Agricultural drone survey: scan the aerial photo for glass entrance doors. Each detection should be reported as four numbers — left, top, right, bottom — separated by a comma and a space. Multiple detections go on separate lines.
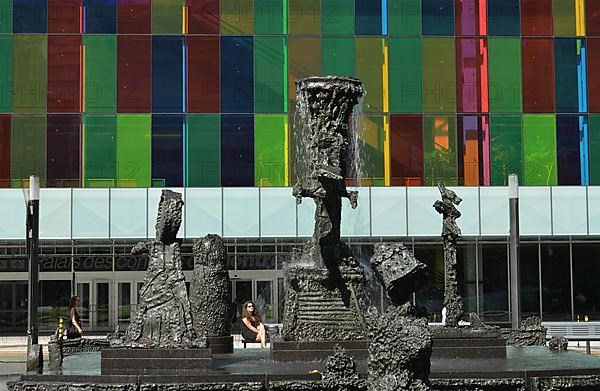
75, 280, 113, 332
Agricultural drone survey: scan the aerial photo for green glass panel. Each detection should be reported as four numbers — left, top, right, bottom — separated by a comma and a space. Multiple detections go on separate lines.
422, 38, 455, 113
490, 115, 522, 186
357, 115, 386, 186
322, 0, 354, 34
0, 36, 12, 113
488, 38, 522, 113
255, 114, 287, 186
423, 115, 457, 186
254, 0, 285, 34
153, 0, 184, 34
388, 0, 421, 35
523, 114, 557, 186
553, 0, 577, 36
11, 115, 46, 187
187, 114, 220, 187
117, 115, 151, 188
389, 37, 422, 113
83, 115, 116, 188
13, 36, 47, 113
0, 0, 12, 33
589, 115, 600, 185
83, 35, 116, 113
322, 37, 355, 78
255, 37, 286, 113
288, 0, 321, 35
221, 0, 254, 34
356, 37, 384, 113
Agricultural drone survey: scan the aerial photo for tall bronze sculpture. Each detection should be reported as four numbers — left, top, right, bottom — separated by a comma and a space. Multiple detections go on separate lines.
434, 182, 464, 327
282, 76, 366, 343
110, 190, 203, 349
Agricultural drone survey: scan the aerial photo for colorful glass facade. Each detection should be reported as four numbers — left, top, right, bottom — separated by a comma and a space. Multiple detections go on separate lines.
0, 0, 599, 188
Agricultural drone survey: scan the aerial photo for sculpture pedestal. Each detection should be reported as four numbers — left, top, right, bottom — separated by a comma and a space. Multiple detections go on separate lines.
431, 327, 507, 359
282, 266, 366, 343
207, 336, 233, 354
271, 340, 368, 362
101, 348, 212, 375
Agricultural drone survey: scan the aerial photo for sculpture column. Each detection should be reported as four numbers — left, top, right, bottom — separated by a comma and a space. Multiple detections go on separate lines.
434, 182, 464, 327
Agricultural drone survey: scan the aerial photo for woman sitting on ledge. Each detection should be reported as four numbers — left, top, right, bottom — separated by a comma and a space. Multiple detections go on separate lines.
241, 301, 268, 348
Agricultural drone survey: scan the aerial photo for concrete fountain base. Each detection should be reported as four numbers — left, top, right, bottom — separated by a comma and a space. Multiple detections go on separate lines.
8, 347, 600, 391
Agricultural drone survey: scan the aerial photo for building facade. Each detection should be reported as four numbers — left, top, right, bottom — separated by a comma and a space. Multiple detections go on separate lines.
1, 0, 600, 332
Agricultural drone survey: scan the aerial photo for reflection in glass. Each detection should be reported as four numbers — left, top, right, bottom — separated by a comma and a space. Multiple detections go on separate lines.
573, 243, 600, 320
414, 245, 444, 322
519, 243, 540, 319
541, 243, 572, 321
480, 244, 508, 322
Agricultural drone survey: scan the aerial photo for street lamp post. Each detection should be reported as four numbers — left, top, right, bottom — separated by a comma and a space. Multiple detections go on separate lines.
508, 174, 520, 329
26, 175, 42, 372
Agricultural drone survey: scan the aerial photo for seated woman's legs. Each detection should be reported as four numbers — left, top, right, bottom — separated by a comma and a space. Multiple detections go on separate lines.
256, 324, 268, 348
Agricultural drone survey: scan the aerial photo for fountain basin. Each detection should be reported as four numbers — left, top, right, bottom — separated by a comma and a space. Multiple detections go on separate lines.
8, 347, 600, 391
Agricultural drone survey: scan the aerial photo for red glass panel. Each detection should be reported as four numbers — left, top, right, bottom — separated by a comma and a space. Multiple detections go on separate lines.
456, 38, 488, 113
117, 35, 151, 113
49, 0, 82, 33
118, 0, 151, 34
522, 38, 555, 113
48, 35, 82, 113
521, 0, 553, 36
47, 114, 81, 187
188, 0, 219, 34
455, 0, 487, 36
187, 36, 220, 113
589, 39, 600, 113
0, 115, 10, 188
390, 114, 423, 186
587, 0, 600, 36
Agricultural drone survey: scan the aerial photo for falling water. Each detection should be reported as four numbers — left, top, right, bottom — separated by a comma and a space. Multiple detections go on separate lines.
353, 245, 387, 311
292, 91, 311, 184
348, 93, 368, 185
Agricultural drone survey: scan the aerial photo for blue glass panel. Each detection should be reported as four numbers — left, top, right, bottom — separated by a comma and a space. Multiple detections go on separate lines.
152, 35, 184, 113
40, 188, 71, 239
13, 0, 47, 33
297, 198, 316, 237
221, 114, 254, 186
422, 0, 453, 36
341, 187, 371, 237
110, 188, 147, 239
223, 188, 259, 238
580, 115, 590, 185
84, 0, 117, 34
221, 36, 254, 114
0, 189, 26, 239
406, 187, 441, 236
448, 186, 480, 236
72, 188, 110, 239
519, 187, 552, 236
370, 187, 407, 237
479, 186, 509, 236
260, 188, 296, 237
355, 0, 382, 35
555, 38, 583, 113
185, 188, 223, 238
588, 187, 600, 235
151, 114, 184, 187
556, 115, 581, 185
552, 187, 587, 236
487, 0, 520, 36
